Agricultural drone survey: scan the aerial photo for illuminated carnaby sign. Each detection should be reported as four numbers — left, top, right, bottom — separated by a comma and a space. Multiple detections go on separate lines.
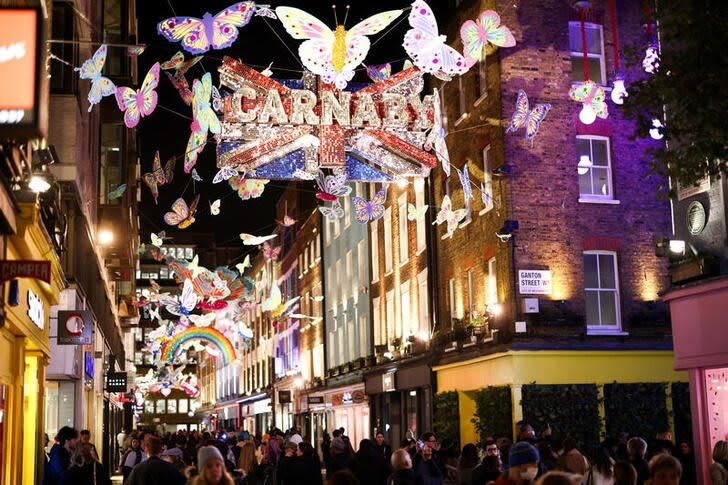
217, 56, 437, 182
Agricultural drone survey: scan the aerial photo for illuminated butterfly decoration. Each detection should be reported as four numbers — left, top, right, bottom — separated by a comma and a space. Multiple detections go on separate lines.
275, 6, 402, 89
164, 195, 200, 229
165, 71, 194, 106
157, 1, 258, 54
212, 166, 238, 184
142, 151, 175, 204
364, 63, 391, 82
161, 279, 198, 316
190, 168, 203, 182
185, 121, 208, 173
188, 313, 216, 327
146, 245, 165, 262
210, 199, 221, 215
505, 90, 551, 147
211, 86, 223, 112
229, 176, 268, 200
480, 182, 492, 207
151, 231, 166, 247
199, 300, 228, 311
318, 200, 344, 221
235, 255, 251, 274
75, 44, 117, 112
277, 214, 297, 227
425, 88, 450, 176
115, 62, 160, 128
107, 184, 127, 200
433, 194, 469, 235
240, 233, 277, 246
254, 4, 277, 19
568, 80, 608, 121
315, 172, 351, 202
187, 254, 204, 279
261, 284, 300, 320
456, 163, 474, 203
403, 0, 470, 78
351, 185, 388, 224
192, 73, 222, 136
262, 242, 281, 261
126, 45, 146, 57
460, 10, 515, 65
160, 51, 203, 74
149, 306, 162, 322
407, 203, 428, 221
261, 62, 274, 77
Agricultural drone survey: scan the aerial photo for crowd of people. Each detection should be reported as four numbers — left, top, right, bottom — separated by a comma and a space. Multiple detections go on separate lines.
40, 421, 728, 485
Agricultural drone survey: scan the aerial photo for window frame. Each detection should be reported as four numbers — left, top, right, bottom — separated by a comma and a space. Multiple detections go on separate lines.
480, 145, 494, 214
583, 250, 623, 334
474, 49, 488, 105
398, 193, 409, 265
455, 74, 467, 125
448, 278, 456, 328
370, 221, 380, 282
487, 257, 498, 306
576, 135, 615, 202
568, 22, 607, 85
384, 207, 393, 274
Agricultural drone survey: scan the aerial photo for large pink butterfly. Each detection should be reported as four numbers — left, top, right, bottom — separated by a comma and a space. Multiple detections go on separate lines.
115, 62, 160, 128
157, 2, 257, 54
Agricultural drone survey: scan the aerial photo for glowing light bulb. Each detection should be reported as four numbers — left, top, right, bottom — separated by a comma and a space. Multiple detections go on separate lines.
611, 79, 628, 105
29, 175, 51, 193
98, 229, 114, 245
577, 155, 592, 175
649, 119, 664, 140
643, 47, 660, 73
579, 104, 596, 125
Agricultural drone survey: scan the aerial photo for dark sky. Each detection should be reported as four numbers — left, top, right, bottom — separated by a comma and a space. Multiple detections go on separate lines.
135, 0, 445, 245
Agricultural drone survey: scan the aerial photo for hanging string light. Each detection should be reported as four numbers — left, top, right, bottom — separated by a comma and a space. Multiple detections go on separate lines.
609, 0, 628, 104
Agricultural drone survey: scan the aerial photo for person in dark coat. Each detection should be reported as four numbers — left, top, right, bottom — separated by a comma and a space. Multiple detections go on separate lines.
297, 442, 323, 485
277, 441, 302, 485
676, 441, 696, 485
121, 437, 146, 484
322, 432, 332, 477
126, 435, 186, 485
64, 443, 112, 485
413, 443, 444, 485
627, 438, 650, 485
374, 432, 393, 465
45, 426, 79, 485
349, 439, 390, 485
388, 449, 416, 485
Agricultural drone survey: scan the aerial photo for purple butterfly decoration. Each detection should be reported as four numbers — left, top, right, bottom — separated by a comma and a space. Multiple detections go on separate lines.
157, 1, 257, 55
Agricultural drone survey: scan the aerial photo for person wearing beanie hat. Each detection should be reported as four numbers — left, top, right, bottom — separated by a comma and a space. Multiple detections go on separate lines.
493, 441, 540, 485
192, 445, 235, 485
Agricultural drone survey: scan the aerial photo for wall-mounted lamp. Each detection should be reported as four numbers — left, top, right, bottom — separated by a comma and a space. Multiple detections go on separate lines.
28, 174, 51, 193
496, 220, 519, 242
492, 164, 515, 177
98, 229, 114, 245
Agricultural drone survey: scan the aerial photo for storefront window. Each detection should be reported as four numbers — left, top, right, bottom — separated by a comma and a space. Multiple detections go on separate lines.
100, 124, 124, 205
144, 401, 154, 414
706, 367, 728, 448
45, 381, 75, 443
168, 399, 177, 414
179, 399, 188, 413
155, 400, 166, 414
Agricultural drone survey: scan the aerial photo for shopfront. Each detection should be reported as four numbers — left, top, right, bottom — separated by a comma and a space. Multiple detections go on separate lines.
239, 393, 272, 435
214, 401, 240, 432
0, 201, 64, 483
322, 383, 369, 450
365, 360, 432, 447
664, 277, 728, 484
297, 392, 328, 450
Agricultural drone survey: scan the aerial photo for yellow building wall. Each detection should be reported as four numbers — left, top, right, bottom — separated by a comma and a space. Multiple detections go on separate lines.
435, 350, 688, 446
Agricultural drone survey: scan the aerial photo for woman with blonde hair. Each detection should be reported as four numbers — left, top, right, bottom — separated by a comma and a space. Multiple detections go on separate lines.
710, 440, 728, 485
192, 445, 236, 485
237, 441, 260, 482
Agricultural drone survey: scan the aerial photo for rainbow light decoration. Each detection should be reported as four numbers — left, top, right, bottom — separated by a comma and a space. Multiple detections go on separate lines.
161, 326, 236, 364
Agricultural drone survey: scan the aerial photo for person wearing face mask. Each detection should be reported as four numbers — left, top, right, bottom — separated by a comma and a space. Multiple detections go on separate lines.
494, 441, 540, 485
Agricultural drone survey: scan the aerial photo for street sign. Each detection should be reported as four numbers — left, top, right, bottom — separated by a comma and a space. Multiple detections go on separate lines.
57, 311, 93, 345
518, 270, 552, 295
105, 372, 127, 392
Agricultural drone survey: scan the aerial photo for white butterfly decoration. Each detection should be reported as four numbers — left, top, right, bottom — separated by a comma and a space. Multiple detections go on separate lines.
319, 200, 344, 221
261, 62, 274, 77
310, 295, 325, 302
254, 4, 277, 19
210, 199, 221, 215
276, 6, 402, 89
433, 194, 469, 235
239, 233, 277, 246
191, 168, 203, 182
187, 255, 204, 279
457, 163, 474, 203
407, 203, 428, 221
151, 231, 165, 247
162, 279, 198, 316
188, 312, 216, 327
149, 306, 162, 322
425, 89, 450, 176
213, 166, 238, 184
403, 0, 471, 78
235, 255, 251, 274
480, 182, 492, 207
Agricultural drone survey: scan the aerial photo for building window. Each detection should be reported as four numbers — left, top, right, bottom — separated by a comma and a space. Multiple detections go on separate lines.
480, 145, 493, 213
448, 278, 456, 327
50, 2, 77, 93
568, 22, 606, 84
398, 193, 409, 264
167, 399, 177, 414
400, 282, 410, 337
467, 268, 475, 319
456, 75, 467, 123
333, 212, 340, 238
373, 297, 383, 346
577, 135, 613, 200
346, 250, 353, 303
156, 400, 166, 414
384, 208, 393, 273
475, 50, 487, 102
417, 269, 429, 338
100, 124, 124, 205
370, 222, 379, 281
487, 257, 497, 306
415, 181, 426, 252
336, 259, 343, 305
357, 240, 366, 290
344, 193, 351, 228
385, 290, 395, 345
583, 251, 621, 331
327, 267, 335, 312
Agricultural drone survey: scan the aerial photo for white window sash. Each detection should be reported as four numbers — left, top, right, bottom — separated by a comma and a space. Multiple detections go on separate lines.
577, 135, 613, 200
583, 250, 622, 331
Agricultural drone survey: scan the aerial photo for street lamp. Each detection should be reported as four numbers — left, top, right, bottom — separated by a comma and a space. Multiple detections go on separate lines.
28, 175, 51, 193
98, 229, 114, 245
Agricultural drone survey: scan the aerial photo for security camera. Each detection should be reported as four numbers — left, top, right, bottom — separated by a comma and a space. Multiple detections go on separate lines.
496, 232, 512, 243
496, 220, 519, 242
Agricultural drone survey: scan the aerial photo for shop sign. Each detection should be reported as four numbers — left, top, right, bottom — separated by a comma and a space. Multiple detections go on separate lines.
0, 8, 42, 136
332, 390, 367, 406
27, 289, 44, 329
307, 395, 324, 405
278, 390, 292, 404
105, 372, 127, 392
57, 311, 93, 345
84, 351, 94, 378
383, 371, 396, 392
0, 260, 50, 284
676, 176, 710, 201
518, 270, 552, 295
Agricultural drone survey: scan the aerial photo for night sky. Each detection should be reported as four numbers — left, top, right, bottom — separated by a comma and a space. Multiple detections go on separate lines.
135, 0, 442, 245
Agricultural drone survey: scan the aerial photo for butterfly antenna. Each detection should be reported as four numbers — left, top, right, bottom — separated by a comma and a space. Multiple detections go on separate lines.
343, 5, 350, 27
332, 4, 338, 25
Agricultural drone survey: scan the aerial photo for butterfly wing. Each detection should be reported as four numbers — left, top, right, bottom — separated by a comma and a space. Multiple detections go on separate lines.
324, 173, 352, 198
138, 62, 160, 117
210, 1, 257, 50
191, 169, 203, 182
568, 81, 590, 103
365, 63, 392, 82
179, 194, 200, 229
275, 7, 334, 40
108, 184, 127, 200
77, 44, 106, 79
460, 20, 485, 60
299, 39, 335, 77
212, 166, 237, 184
407, 0, 439, 39
524, 103, 551, 141
434, 194, 453, 225
163, 157, 176, 184
161, 51, 185, 70
351, 196, 372, 224
192, 73, 221, 134
210, 199, 221, 215
348, 10, 402, 37
477, 10, 516, 48
164, 198, 189, 226
184, 127, 208, 173
157, 16, 210, 54
458, 164, 473, 202
115, 86, 141, 128
180, 279, 198, 313
87, 77, 116, 111
166, 71, 194, 105
446, 208, 469, 234
506, 90, 530, 133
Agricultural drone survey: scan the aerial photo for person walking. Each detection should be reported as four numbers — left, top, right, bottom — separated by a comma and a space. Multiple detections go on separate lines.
349, 439, 390, 485
276, 441, 301, 485
79, 429, 99, 461
556, 438, 589, 476
375, 432, 393, 465
237, 441, 261, 484
457, 444, 480, 485
192, 445, 237, 485
121, 437, 146, 484
709, 440, 728, 485
626, 438, 649, 485
45, 426, 79, 485
65, 442, 112, 485
388, 449, 416, 485
126, 435, 186, 485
